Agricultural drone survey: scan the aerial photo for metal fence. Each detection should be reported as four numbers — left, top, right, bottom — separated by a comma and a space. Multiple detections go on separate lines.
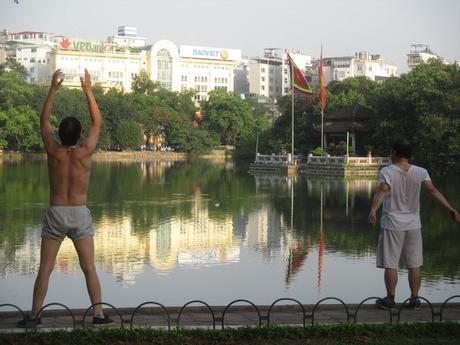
1, 295, 459, 332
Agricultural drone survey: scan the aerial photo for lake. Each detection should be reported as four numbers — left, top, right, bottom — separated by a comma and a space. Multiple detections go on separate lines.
0, 159, 459, 309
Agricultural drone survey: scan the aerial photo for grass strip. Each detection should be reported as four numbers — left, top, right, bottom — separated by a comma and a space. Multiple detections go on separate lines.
2, 322, 460, 345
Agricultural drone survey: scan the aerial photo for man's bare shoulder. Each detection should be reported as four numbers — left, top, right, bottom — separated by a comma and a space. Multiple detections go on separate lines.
47, 144, 92, 162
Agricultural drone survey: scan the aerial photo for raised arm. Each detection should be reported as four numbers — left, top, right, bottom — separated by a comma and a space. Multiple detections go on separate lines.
41, 70, 63, 153
422, 180, 460, 223
368, 182, 391, 226
80, 69, 101, 154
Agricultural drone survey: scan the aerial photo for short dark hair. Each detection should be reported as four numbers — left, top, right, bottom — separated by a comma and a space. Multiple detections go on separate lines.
58, 117, 82, 146
392, 139, 411, 159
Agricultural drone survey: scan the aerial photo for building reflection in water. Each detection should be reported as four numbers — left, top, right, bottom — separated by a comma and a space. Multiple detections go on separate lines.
1, 162, 379, 292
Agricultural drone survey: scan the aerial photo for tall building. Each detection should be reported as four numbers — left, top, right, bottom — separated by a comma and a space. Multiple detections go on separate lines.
407, 44, 447, 71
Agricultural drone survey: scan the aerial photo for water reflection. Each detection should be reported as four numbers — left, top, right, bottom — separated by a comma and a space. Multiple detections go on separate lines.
0, 160, 459, 307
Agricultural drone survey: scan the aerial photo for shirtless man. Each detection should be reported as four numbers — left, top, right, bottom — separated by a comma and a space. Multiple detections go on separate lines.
18, 69, 112, 327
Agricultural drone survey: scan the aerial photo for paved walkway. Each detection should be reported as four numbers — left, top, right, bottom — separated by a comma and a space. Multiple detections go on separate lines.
1, 303, 459, 333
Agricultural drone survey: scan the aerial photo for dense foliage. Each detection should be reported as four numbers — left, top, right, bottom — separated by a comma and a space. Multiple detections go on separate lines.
0, 66, 251, 154
1, 58, 459, 171
257, 60, 460, 173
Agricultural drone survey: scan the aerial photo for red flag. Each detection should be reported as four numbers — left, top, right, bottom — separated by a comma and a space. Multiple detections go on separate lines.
288, 54, 313, 97
319, 47, 326, 110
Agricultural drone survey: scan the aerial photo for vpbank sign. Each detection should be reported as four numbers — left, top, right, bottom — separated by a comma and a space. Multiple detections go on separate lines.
58, 37, 110, 53
180, 45, 241, 61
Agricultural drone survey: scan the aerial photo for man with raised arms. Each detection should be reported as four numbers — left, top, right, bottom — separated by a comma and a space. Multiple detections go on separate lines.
18, 69, 113, 327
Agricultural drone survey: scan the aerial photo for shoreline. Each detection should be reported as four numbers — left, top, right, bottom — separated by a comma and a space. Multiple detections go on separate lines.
0, 150, 228, 162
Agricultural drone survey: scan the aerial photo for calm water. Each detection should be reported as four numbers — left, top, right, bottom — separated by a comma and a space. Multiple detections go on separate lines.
0, 159, 459, 309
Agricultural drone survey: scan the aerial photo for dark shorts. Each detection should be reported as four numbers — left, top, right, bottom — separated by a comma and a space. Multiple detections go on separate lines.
42, 206, 95, 242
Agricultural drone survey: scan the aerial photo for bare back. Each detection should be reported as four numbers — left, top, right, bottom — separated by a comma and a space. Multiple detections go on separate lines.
41, 69, 100, 206
47, 145, 93, 206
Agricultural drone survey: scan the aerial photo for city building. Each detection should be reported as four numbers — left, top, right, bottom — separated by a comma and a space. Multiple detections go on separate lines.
0, 29, 56, 83
249, 48, 312, 98
177, 44, 242, 101
51, 36, 148, 89
407, 44, 448, 71
2, 27, 243, 98
319, 52, 398, 84
107, 25, 147, 48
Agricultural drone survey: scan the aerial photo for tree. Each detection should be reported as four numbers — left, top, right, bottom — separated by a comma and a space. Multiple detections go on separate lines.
0, 57, 28, 81
114, 119, 143, 150
2, 105, 42, 150
373, 60, 460, 171
131, 70, 160, 95
0, 70, 34, 110
201, 89, 256, 146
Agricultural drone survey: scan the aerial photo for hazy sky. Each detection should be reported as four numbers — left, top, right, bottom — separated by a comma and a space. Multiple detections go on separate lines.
1, 0, 459, 72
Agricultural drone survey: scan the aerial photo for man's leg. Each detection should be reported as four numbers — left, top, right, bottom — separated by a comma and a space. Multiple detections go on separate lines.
408, 267, 421, 297
384, 268, 398, 298
72, 236, 103, 316
402, 229, 423, 299
32, 238, 62, 314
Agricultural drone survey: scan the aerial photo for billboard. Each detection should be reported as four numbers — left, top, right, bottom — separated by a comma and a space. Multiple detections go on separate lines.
180, 45, 241, 61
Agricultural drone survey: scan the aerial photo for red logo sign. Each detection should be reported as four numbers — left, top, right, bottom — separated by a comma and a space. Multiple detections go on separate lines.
60, 37, 71, 49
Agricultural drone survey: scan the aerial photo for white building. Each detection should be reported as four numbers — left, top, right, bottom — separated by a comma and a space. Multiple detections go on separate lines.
407, 44, 447, 71
51, 36, 148, 90
0, 30, 56, 83
249, 48, 312, 98
15, 44, 52, 83
322, 52, 397, 84
2, 27, 243, 98
107, 25, 147, 48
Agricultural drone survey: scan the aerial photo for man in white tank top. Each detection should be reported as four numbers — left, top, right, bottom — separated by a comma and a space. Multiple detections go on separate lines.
369, 139, 460, 310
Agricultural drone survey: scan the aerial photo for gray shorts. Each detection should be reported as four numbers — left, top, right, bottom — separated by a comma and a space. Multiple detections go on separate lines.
376, 228, 423, 269
42, 206, 95, 242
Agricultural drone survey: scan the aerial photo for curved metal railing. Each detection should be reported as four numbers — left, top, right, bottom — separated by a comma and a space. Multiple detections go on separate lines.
1, 295, 459, 332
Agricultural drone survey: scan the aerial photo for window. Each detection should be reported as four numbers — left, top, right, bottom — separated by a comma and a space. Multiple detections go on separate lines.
31, 48, 37, 52
261, 77, 265, 81
261, 85, 265, 91
261, 68, 265, 73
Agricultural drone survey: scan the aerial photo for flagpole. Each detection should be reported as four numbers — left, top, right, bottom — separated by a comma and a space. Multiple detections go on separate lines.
320, 45, 324, 156
291, 55, 295, 160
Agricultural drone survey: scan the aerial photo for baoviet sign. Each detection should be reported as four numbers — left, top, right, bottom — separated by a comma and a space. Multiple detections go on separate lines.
179, 45, 241, 61
58, 37, 109, 53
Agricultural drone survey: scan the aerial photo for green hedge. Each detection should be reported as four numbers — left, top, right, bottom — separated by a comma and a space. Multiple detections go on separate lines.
3, 322, 460, 345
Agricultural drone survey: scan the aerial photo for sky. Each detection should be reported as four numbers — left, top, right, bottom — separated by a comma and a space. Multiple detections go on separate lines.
1, 0, 460, 73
